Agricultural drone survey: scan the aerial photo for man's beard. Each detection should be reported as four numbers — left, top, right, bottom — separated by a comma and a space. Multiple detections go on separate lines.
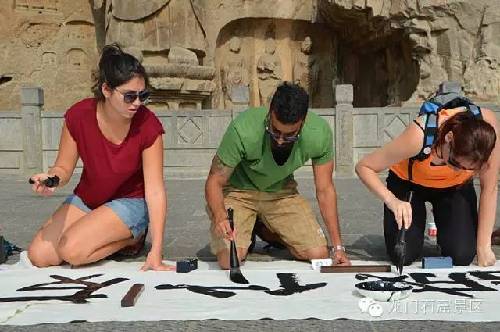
271, 140, 294, 166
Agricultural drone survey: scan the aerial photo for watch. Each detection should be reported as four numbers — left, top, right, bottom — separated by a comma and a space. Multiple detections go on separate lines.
329, 245, 345, 255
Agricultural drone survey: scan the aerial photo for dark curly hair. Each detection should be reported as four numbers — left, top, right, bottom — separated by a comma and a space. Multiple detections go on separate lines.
270, 82, 309, 124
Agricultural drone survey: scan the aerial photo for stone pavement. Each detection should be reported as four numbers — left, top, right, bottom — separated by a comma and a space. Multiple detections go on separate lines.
1, 174, 500, 331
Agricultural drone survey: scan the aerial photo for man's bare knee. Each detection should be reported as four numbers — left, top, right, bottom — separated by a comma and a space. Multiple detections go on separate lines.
216, 250, 230, 270
293, 246, 328, 260
216, 248, 248, 270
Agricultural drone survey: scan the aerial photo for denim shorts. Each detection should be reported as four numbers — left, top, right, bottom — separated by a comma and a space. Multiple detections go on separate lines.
63, 195, 149, 239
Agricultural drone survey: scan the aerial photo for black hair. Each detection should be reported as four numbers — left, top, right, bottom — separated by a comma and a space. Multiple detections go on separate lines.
269, 82, 309, 124
92, 43, 149, 101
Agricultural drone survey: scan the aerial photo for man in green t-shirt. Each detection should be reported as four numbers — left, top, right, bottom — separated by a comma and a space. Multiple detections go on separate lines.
205, 82, 351, 269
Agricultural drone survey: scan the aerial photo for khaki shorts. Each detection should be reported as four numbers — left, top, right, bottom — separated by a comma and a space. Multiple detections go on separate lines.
209, 187, 327, 254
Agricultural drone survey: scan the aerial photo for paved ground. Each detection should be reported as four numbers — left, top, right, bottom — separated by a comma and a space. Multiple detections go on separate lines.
1, 174, 500, 331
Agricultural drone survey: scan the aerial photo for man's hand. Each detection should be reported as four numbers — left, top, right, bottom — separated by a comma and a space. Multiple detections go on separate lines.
140, 251, 175, 272
331, 249, 351, 266
213, 217, 235, 241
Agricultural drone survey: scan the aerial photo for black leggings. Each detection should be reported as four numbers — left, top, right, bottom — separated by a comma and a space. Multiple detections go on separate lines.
384, 171, 478, 266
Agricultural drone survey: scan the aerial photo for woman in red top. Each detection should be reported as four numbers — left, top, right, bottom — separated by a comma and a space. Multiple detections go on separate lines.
356, 99, 499, 267
27, 44, 173, 271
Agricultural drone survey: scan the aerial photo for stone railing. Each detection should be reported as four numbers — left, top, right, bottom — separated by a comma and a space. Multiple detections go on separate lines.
2, 86, 499, 178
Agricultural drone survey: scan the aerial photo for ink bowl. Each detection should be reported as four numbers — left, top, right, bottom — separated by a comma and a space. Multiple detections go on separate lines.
355, 280, 413, 302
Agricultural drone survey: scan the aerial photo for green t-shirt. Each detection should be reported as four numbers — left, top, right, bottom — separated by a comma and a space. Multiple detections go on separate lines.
216, 107, 334, 192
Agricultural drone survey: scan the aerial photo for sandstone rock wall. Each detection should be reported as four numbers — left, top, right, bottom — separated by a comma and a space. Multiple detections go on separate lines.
319, 0, 500, 106
0, 0, 498, 112
0, 0, 98, 112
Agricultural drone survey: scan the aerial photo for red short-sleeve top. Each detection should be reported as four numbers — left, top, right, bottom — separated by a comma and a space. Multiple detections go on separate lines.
64, 98, 164, 209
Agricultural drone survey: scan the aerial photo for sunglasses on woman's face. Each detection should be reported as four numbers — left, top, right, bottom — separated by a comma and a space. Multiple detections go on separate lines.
114, 88, 150, 104
447, 144, 477, 171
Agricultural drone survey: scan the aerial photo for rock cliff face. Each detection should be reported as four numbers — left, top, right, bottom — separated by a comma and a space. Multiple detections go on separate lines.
0, 0, 498, 111
0, 1, 98, 111
319, 0, 500, 106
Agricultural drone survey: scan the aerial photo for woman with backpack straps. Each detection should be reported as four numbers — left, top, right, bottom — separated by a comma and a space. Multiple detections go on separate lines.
355, 101, 499, 267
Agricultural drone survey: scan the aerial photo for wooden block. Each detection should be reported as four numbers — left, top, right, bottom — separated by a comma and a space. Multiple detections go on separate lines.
121, 283, 145, 307
320, 265, 392, 273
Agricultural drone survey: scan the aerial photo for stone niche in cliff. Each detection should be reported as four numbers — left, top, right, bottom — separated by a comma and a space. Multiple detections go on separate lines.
318, 1, 419, 107
318, 0, 500, 106
215, 18, 337, 109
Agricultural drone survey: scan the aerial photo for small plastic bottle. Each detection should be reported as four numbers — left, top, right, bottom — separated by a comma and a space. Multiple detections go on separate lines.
427, 221, 437, 237
425, 202, 437, 237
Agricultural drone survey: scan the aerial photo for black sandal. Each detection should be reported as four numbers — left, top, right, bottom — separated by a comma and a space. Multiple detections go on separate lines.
114, 227, 148, 258
493, 229, 500, 246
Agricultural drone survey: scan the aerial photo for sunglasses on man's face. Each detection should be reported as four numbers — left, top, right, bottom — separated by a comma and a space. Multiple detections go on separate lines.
265, 115, 303, 143
114, 88, 150, 104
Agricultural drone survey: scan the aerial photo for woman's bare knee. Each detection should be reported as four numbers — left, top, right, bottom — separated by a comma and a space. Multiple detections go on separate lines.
56, 235, 87, 266
27, 240, 62, 267
27, 205, 87, 268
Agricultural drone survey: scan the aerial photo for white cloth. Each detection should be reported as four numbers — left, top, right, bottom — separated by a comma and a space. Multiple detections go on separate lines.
1, 252, 500, 325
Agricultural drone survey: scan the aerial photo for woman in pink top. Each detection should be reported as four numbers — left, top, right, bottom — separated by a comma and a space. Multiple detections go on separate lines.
27, 44, 173, 271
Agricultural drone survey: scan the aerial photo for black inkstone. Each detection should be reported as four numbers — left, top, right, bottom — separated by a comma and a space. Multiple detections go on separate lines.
176, 261, 191, 273
176, 258, 198, 273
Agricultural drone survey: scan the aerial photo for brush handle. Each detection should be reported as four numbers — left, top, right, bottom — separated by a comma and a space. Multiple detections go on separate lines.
227, 208, 239, 268
230, 240, 240, 268
228, 208, 234, 231
395, 190, 413, 275
401, 190, 414, 232
406, 190, 413, 204
399, 227, 406, 242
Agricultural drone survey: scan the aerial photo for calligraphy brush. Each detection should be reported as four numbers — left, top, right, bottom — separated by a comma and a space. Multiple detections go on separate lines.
227, 208, 249, 284
394, 190, 413, 276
